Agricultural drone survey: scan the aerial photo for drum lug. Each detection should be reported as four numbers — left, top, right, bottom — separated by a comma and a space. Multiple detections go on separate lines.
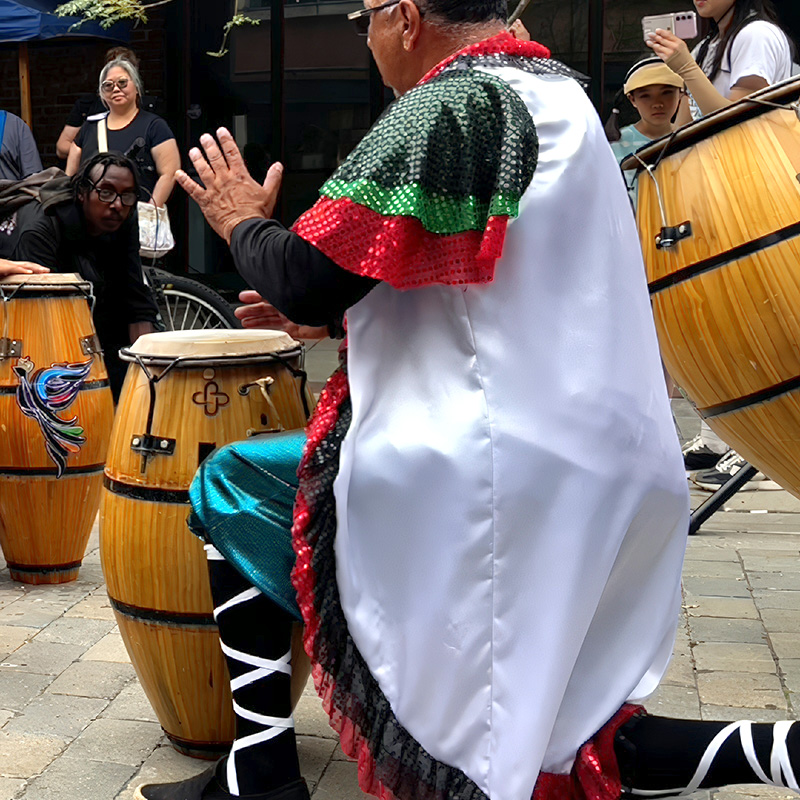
80, 334, 103, 356
0, 338, 22, 360
131, 434, 176, 457
656, 221, 693, 250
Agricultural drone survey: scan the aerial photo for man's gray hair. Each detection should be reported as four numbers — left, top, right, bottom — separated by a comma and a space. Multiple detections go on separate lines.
98, 58, 144, 107
416, 0, 507, 25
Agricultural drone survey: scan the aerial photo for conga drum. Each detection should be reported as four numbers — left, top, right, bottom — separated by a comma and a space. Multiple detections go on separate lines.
100, 330, 314, 758
0, 273, 114, 583
624, 77, 800, 497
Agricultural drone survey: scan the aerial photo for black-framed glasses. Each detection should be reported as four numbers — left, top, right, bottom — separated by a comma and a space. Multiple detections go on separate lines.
90, 182, 138, 207
100, 78, 130, 94
347, 0, 402, 35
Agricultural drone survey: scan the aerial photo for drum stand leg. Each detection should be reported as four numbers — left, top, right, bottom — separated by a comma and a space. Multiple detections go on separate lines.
688, 462, 759, 535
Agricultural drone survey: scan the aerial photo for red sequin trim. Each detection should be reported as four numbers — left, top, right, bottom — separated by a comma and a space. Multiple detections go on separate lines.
292, 197, 508, 289
533, 705, 644, 800
420, 31, 551, 85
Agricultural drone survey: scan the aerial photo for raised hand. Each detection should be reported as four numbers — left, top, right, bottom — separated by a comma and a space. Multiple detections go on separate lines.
0, 260, 49, 277
236, 290, 328, 340
175, 127, 284, 244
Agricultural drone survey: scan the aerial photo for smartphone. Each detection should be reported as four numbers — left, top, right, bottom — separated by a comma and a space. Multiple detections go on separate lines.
642, 11, 698, 42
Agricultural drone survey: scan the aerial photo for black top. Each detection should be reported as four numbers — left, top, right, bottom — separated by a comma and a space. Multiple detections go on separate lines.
65, 94, 160, 128
8, 199, 158, 395
230, 219, 378, 332
75, 109, 174, 197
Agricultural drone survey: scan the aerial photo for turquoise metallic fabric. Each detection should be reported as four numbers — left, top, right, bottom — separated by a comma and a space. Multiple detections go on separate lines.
188, 431, 306, 621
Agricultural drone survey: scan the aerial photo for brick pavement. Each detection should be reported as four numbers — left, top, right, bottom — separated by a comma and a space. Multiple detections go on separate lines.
0, 396, 796, 799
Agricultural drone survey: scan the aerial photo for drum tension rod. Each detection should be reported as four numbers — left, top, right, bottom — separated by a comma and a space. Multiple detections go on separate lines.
239, 377, 285, 432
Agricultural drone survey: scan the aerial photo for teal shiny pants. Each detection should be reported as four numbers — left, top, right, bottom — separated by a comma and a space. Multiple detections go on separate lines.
188, 431, 306, 621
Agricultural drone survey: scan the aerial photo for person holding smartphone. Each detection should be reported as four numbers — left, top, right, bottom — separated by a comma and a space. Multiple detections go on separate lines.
647, 0, 794, 123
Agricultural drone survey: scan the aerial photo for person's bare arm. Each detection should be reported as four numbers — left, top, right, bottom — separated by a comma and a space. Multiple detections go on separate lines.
728, 75, 770, 102
65, 142, 82, 176
235, 290, 328, 340
150, 139, 181, 207
128, 321, 154, 343
56, 125, 81, 161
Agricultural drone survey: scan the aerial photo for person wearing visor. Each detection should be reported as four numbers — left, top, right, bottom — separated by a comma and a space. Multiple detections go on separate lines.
611, 58, 685, 205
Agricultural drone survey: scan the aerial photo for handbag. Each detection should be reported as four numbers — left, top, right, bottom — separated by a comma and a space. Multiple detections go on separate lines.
97, 117, 175, 259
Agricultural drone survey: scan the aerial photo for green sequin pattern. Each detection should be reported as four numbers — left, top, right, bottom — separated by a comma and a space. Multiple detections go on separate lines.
321, 68, 538, 234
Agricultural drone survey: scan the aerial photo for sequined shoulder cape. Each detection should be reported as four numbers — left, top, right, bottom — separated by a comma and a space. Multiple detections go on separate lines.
291, 32, 689, 800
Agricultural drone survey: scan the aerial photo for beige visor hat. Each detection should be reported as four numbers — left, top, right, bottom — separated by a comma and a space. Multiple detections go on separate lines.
624, 57, 685, 94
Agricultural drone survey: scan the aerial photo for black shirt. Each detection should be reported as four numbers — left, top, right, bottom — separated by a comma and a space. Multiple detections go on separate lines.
75, 110, 174, 197
65, 94, 160, 128
230, 219, 378, 331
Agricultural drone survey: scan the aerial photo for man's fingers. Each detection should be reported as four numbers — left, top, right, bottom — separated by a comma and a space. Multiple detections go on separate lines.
199, 133, 229, 172
263, 162, 284, 196
217, 128, 248, 174
238, 289, 265, 304
175, 169, 206, 203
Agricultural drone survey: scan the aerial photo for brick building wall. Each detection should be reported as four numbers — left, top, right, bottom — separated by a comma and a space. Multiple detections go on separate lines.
0, 7, 168, 166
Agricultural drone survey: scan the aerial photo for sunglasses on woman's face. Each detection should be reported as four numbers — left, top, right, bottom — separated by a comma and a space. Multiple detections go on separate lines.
101, 78, 130, 94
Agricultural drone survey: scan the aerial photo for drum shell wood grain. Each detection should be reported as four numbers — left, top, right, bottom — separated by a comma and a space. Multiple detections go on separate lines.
0, 284, 113, 583
101, 348, 314, 757
637, 104, 800, 496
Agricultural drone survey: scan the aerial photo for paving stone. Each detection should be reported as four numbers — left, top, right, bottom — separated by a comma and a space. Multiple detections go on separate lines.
780, 658, 800, 699
0, 671, 52, 712
758, 608, 800, 632
661, 653, 696, 688
0, 640, 86, 675
101, 681, 159, 723
686, 598, 759, 620
116, 744, 211, 800
741, 553, 800, 572
82, 630, 131, 663
682, 577, 752, 598
643, 684, 702, 719
682, 560, 746, 579
36, 617, 115, 648
688, 617, 767, 645
696, 672, 786, 709
0, 625, 36, 656
752, 590, 800, 611
748, 572, 800, 591
712, 787, 797, 800
21, 755, 136, 800
47, 660, 136, 699
312, 759, 370, 800
298, 736, 338, 792
766, 633, 800, 662
700, 706, 795, 723
295, 695, 337, 740
63, 589, 116, 621
66, 718, 163, 766
693, 643, 776, 673
0, 730, 66, 778
0, 599, 67, 629
0, 778, 25, 800
3, 693, 107, 739
684, 544, 742, 562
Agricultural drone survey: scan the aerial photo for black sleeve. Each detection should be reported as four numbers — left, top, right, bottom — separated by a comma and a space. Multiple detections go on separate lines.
12, 213, 59, 269
64, 96, 94, 128
230, 218, 379, 327
122, 219, 159, 324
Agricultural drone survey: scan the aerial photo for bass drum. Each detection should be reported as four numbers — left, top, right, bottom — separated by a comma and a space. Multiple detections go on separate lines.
100, 329, 314, 758
626, 76, 800, 496
0, 273, 113, 583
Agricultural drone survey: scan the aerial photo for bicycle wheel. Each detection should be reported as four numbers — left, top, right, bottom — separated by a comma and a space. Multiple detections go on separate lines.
148, 269, 240, 331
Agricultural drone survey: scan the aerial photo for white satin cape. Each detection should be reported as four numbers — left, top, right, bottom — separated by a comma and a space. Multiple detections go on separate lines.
332, 65, 689, 800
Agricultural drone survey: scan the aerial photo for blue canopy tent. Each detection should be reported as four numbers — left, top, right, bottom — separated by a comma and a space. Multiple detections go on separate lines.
0, 0, 129, 126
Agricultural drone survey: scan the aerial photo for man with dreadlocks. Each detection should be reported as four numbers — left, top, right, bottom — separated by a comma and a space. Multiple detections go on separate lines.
137, 2, 800, 800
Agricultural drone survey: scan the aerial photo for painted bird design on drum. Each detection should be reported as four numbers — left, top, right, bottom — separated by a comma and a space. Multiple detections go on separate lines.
13, 356, 92, 478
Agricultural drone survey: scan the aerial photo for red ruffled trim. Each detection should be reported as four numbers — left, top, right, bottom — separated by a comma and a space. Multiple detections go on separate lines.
533, 705, 643, 800
292, 197, 508, 289
420, 31, 551, 85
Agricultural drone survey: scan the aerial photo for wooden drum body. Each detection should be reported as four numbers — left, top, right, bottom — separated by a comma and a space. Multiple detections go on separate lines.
630, 78, 800, 497
100, 330, 314, 758
0, 274, 113, 583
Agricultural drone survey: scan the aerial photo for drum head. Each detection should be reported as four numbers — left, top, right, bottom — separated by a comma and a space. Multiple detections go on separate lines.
0, 272, 92, 293
126, 329, 300, 360
620, 75, 800, 170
